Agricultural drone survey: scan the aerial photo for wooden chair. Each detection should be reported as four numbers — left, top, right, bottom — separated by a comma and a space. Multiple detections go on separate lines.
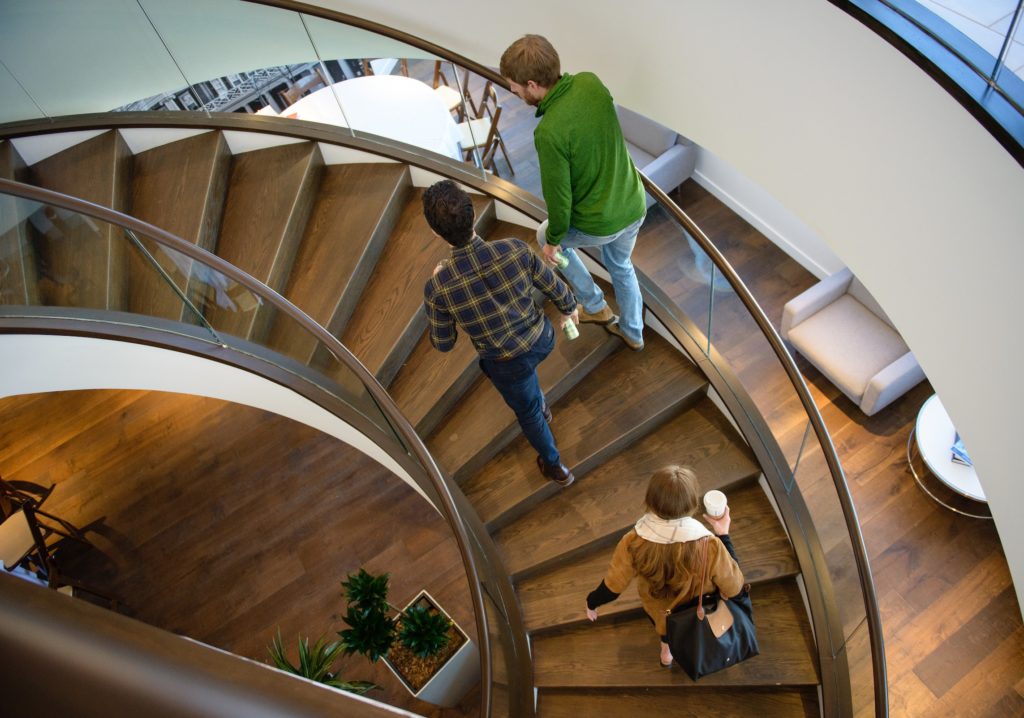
360, 58, 409, 77
432, 60, 475, 121
0, 474, 54, 520
458, 81, 514, 175
0, 505, 115, 606
280, 66, 330, 107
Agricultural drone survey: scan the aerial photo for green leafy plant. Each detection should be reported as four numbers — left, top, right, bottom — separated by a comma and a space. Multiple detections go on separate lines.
338, 568, 453, 663
398, 604, 452, 658
268, 631, 379, 695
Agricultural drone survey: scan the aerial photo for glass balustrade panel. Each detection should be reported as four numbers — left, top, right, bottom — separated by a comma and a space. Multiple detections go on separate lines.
792, 438, 869, 663
631, 213, 714, 352
707, 274, 813, 486
0, 0, 190, 121
844, 617, 878, 718
0, 194, 212, 335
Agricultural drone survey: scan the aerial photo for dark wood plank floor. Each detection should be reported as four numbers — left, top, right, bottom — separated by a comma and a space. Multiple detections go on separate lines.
0, 389, 478, 718
415, 57, 1024, 714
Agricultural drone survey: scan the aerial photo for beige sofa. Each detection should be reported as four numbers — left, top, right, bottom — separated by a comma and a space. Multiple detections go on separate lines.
781, 267, 925, 416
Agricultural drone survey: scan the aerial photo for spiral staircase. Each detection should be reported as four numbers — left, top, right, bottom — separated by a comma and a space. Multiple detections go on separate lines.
0, 117, 843, 717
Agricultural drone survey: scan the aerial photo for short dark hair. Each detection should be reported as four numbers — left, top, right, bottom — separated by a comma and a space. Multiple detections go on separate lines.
500, 34, 561, 88
422, 180, 475, 247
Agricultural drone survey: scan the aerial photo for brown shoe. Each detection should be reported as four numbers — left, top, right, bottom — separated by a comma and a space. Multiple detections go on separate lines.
536, 456, 575, 487
578, 304, 617, 326
605, 320, 644, 351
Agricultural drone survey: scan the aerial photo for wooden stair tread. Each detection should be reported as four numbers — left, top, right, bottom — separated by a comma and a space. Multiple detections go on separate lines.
537, 687, 819, 717
462, 336, 706, 527
426, 309, 619, 481
27, 130, 132, 310
340, 192, 491, 380
205, 141, 322, 340
388, 221, 536, 434
128, 131, 230, 321
532, 579, 818, 688
267, 163, 410, 363
495, 398, 762, 579
517, 483, 798, 633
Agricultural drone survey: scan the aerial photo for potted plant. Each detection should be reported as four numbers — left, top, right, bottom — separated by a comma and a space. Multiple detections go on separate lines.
267, 631, 379, 696
339, 568, 479, 707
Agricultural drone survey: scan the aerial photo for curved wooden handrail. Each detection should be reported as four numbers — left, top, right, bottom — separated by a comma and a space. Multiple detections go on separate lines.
0, 176, 501, 716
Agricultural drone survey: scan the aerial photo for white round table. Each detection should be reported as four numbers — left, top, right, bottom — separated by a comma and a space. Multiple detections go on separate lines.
281, 75, 463, 160
907, 394, 989, 518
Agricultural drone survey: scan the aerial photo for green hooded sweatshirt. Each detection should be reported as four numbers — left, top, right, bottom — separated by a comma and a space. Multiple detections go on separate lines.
534, 72, 646, 246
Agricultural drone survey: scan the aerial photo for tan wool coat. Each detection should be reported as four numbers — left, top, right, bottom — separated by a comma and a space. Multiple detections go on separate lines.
602, 529, 744, 635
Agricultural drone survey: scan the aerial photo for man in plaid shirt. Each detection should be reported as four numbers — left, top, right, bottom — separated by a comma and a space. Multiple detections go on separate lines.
422, 180, 579, 487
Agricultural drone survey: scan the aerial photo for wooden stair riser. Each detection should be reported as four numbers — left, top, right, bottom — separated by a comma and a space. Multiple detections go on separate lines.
531, 579, 818, 689
536, 687, 820, 718
129, 131, 231, 323
373, 196, 498, 389
448, 336, 620, 485
0, 140, 39, 306
483, 389, 706, 534
27, 131, 132, 310
267, 164, 412, 364
202, 142, 323, 341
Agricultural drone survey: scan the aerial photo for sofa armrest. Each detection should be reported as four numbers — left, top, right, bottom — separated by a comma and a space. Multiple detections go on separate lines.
781, 267, 854, 338
859, 351, 926, 416
640, 144, 695, 206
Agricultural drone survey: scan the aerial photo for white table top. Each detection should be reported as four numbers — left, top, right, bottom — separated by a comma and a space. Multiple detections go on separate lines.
915, 394, 985, 502
282, 75, 462, 160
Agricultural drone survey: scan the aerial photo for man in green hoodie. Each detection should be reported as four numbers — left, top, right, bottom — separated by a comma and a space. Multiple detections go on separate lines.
501, 34, 647, 351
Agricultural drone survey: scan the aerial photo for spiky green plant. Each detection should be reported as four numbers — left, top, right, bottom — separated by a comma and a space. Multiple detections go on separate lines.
341, 568, 390, 612
268, 631, 378, 695
398, 604, 452, 658
339, 604, 396, 663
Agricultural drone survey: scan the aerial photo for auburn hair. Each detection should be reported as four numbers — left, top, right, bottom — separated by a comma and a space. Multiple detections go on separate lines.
631, 466, 703, 597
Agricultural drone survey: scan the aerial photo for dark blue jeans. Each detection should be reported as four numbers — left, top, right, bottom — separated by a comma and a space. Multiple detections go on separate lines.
479, 318, 559, 466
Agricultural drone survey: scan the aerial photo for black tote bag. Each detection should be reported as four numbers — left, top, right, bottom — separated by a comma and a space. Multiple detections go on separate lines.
664, 537, 759, 680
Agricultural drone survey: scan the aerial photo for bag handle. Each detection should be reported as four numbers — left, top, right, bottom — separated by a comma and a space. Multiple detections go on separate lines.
695, 536, 710, 621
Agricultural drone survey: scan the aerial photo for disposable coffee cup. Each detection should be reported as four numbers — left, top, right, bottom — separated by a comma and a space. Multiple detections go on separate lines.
704, 490, 727, 519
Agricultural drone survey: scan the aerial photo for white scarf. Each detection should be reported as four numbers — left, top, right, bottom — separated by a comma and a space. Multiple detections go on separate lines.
635, 512, 712, 544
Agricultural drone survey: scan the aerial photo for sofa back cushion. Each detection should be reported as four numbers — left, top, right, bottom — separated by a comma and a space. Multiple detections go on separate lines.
848, 278, 896, 329
616, 104, 678, 157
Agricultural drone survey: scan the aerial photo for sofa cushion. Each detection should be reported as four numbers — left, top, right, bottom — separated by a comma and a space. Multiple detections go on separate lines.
787, 294, 910, 402
848, 278, 896, 329
616, 104, 677, 157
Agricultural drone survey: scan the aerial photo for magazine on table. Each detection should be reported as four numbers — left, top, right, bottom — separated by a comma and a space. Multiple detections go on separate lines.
950, 432, 972, 467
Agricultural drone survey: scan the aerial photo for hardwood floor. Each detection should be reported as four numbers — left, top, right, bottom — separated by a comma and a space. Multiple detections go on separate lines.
0, 389, 478, 718
415, 58, 1024, 713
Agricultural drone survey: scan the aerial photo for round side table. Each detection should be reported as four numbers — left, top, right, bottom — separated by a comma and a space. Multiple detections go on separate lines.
906, 394, 990, 519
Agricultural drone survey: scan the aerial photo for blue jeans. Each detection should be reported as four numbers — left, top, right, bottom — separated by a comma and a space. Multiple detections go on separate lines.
478, 318, 559, 466
537, 215, 646, 344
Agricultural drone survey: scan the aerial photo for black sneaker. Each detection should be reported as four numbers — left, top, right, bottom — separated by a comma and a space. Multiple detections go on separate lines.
537, 456, 575, 487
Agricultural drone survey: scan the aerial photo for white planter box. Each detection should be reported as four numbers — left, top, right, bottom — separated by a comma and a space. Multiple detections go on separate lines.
383, 590, 479, 708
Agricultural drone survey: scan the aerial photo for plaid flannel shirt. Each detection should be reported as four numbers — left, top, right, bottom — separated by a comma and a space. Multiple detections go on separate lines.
423, 236, 576, 360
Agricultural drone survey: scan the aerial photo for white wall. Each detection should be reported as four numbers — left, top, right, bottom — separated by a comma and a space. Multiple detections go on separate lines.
0, 334, 433, 507
313, 0, 1024, 610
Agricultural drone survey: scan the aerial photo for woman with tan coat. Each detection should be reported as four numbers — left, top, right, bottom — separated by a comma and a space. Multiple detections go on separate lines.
584, 465, 744, 667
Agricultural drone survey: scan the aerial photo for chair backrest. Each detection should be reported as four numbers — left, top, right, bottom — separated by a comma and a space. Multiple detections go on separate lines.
848, 277, 897, 330
0, 507, 39, 569
281, 67, 329, 107
615, 104, 679, 157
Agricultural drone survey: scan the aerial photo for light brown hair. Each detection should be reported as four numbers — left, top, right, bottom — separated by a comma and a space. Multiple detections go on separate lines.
500, 34, 561, 88
644, 465, 699, 520
632, 466, 702, 597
